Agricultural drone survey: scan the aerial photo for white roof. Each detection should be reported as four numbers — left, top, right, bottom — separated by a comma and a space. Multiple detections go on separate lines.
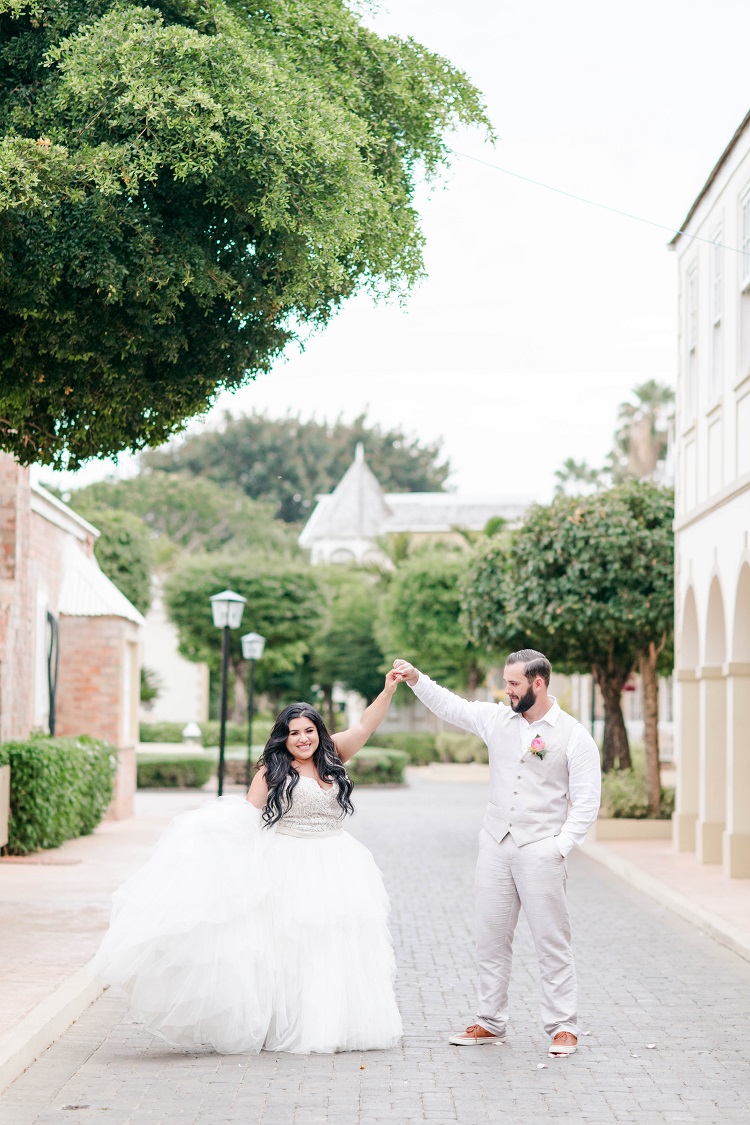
59, 540, 145, 625
299, 446, 530, 547
383, 493, 528, 533
299, 443, 393, 546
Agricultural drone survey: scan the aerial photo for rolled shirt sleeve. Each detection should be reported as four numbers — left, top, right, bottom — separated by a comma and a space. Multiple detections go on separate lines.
556, 727, 602, 856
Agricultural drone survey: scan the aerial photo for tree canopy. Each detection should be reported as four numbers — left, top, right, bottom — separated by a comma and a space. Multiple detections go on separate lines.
163, 550, 322, 715
71, 470, 296, 556
142, 411, 452, 522
463, 481, 674, 772
377, 547, 484, 693
0, 0, 490, 467
311, 566, 385, 720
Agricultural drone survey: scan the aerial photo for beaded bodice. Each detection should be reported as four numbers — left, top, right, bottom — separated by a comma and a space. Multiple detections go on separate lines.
274, 776, 344, 838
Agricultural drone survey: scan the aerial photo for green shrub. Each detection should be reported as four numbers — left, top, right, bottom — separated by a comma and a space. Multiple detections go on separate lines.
601, 768, 675, 819
224, 747, 408, 787
202, 719, 273, 748
139, 719, 272, 746
346, 749, 409, 786
0, 735, 117, 855
368, 731, 438, 765
136, 756, 215, 788
139, 721, 189, 743
436, 732, 488, 764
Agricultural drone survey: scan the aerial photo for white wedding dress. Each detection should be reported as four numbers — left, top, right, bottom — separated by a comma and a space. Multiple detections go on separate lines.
92, 779, 402, 1054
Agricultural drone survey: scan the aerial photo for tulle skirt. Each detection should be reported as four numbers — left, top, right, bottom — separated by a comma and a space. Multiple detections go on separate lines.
92, 797, 402, 1054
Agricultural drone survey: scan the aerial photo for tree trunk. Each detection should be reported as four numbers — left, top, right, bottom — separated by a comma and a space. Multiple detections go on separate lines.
321, 685, 335, 731
593, 665, 632, 772
466, 661, 480, 700
231, 664, 248, 724
639, 642, 661, 818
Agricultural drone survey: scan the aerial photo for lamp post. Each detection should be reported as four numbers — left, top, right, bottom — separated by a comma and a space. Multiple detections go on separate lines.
210, 590, 246, 796
241, 632, 266, 789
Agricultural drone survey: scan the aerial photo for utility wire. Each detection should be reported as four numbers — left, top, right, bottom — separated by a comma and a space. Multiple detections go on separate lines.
450, 148, 743, 256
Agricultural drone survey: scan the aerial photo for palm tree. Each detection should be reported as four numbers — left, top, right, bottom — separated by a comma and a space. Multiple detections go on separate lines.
553, 458, 606, 497
612, 380, 674, 483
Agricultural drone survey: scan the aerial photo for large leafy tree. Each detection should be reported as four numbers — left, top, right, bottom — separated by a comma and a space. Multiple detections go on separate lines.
463, 482, 674, 800
71, 471, 296, 557
143, 411, 452, 522
377, 547, 485, 694
163, 551, 322, 719
0, 0, 490, 466
311, 566, 385, 725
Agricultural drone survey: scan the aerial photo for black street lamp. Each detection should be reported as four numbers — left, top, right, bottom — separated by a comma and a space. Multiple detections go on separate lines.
241, 632, 266, 788
210, 589, 246, 796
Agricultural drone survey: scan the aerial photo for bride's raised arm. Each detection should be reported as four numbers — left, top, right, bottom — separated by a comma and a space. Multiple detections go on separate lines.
332, 669, 403, 763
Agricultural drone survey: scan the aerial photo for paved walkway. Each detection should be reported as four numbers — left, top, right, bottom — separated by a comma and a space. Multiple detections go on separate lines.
2, 777, 750, 1124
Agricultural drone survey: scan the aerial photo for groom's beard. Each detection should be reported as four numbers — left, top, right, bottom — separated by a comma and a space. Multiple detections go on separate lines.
509, 684, 536, 714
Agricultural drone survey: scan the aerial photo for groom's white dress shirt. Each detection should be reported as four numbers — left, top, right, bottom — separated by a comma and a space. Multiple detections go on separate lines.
409, 673, 601, 855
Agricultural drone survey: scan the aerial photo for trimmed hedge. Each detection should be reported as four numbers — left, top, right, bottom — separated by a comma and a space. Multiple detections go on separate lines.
345, 748, 409, 786
224, 747, 409, 788
600, 768, 675, 819
436, 732, 488, 764
139, 719, 273, 746
137, 755, 214, 789
369, 731, 438, 765
0, 735, 117, 855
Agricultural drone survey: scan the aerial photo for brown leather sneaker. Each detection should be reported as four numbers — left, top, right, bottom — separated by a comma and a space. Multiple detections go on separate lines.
449, 1023, 505, 1046
549, 1031, 578, 1056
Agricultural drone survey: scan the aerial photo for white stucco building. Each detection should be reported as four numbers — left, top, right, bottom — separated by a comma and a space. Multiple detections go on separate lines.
299, 444, 529, 565
670, 112, 750, 878
138, 578, 209, 726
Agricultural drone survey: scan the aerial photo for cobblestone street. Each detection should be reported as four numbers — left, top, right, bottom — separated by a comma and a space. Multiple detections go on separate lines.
2, 776, 750, 1125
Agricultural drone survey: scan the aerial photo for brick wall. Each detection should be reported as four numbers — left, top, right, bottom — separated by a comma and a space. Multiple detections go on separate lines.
0, 455, 140, 820
56, 616, 139, 819
0, 455, 33, 741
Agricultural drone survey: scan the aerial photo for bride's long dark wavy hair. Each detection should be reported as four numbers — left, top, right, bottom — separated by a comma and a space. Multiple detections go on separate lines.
258, 703, 354, 828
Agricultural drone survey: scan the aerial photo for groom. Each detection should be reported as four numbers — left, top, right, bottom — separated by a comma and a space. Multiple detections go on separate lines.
393, 650, 600, 1057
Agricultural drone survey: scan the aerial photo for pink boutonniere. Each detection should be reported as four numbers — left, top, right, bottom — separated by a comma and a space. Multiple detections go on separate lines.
528, 737, 547, 760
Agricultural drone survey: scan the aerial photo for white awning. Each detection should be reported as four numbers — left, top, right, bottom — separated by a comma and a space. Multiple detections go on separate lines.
59, 541, 145, 626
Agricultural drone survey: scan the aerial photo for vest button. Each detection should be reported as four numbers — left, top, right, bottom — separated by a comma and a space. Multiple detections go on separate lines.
508, 823, 513, 827
510, 806, 515, 811
516, 775, 521, 780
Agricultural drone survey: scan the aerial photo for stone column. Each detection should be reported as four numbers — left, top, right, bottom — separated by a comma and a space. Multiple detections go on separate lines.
696, 666, 726, 864
673, 670, 700, 852
723, 662, 750, 877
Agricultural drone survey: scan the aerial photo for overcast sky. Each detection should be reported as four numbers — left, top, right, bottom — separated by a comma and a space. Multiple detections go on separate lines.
37, 0, 750, 502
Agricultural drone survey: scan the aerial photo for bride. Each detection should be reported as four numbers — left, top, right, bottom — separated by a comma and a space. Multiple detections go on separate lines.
93, 670, 406, 1055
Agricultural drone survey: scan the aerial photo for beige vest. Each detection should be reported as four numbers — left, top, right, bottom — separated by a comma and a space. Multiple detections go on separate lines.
483, 707, 580, 846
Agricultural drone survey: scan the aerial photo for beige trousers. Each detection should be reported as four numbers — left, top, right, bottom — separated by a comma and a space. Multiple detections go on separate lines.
474, 828, 578, 1038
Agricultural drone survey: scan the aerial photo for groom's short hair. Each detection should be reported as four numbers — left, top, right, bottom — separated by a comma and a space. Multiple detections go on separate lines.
505, 649, 551, 687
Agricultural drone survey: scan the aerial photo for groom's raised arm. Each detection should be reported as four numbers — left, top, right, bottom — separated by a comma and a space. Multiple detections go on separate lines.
393, 660, 498, 743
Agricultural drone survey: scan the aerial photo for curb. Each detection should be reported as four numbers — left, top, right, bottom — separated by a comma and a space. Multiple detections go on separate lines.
0, 965, 104, 1095
582, 842, 750, 964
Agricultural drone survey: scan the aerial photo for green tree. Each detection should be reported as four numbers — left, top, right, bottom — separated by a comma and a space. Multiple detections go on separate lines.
0, 0, 490, 467
463, 482, 674, 796
460, 537, 532, 660
71, 471, 296, 558
163, 551, 322, 720
377, 548, 485, 694
74, 504, 153, 614
143, 412, 452, 522
311, 566, 385, 725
